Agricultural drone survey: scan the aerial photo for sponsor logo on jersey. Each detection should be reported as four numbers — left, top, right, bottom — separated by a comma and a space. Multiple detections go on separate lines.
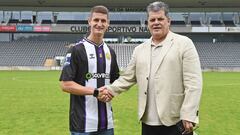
86, 73, 110, 79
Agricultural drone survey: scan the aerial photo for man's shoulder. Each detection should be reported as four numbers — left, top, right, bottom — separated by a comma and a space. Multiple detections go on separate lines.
171, 32, 192, 42
170, 32, 195, 49
72, 40, 85, 50
75, 38, 85, 45
135, 39, 151, 50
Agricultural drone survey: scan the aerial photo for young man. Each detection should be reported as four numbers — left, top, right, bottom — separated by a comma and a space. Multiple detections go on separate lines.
101, 1, 202, 135
59, 5, 119, 135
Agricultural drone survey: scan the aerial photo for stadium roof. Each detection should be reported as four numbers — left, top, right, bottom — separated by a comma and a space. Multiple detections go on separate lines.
0, 0, 240, 11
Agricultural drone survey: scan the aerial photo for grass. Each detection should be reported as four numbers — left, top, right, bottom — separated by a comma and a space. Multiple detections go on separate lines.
198, 72, 240, 135
0, 71, 68, 135
0, 71, 239, 135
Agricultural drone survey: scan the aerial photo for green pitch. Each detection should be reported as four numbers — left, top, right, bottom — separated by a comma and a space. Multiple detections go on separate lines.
0, 71, 239, 135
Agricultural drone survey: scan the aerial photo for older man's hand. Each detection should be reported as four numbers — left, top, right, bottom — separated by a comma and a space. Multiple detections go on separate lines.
97, 86, 114, 102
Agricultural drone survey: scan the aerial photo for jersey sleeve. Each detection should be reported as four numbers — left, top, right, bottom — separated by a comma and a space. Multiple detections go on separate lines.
109, 47, 120, 83
59, 46, 78, 81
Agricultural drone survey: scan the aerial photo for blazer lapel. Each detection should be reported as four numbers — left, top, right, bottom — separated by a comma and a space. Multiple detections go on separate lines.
153, 31, 174, 74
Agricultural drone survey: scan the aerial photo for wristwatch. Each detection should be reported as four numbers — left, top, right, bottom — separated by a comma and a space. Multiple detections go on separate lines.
93, 88, 99, 97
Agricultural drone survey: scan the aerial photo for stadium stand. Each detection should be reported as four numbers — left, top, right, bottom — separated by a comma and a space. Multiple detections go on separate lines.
109, 44, 138, 69
207, 12, 224, 26
1, 40, 240, 70
189, 12, 204, 26
56, 12, 89, 24
8, 19, 19, 24
169, 12, 187, 26
0, 41, 69, 66
222, 12, 236, 26
0, 9, 240, 71
109, 12, 146, 25
37, 12, 53, 24
195, 42, 240, 68
112, 42, 240, 69
1, 10, 239, 28
0, 11, 3, 23
8, 11, 20, 24
0, 40, 136, 68
20, 11, 33, 24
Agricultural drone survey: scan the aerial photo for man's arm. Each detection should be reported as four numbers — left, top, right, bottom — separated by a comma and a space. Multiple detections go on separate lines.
98, 46, 139, 102
105, 47, 138, 96
60, 81, 94, 95
59, 45, 96, 96
181, 38, 203, 123
178, 38, 202, 134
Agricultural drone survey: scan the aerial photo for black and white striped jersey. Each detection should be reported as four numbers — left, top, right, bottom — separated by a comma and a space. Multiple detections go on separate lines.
60, 38, 119, 133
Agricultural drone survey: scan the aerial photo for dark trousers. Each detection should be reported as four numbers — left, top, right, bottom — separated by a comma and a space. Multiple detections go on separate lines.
142, 123, 193, 135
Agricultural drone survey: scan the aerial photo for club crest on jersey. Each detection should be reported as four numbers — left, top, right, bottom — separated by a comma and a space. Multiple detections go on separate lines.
105, 52, 111, 60
89, 54, 95, 59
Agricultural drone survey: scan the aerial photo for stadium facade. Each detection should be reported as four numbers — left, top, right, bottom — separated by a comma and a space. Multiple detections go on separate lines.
0, 0, 240, 71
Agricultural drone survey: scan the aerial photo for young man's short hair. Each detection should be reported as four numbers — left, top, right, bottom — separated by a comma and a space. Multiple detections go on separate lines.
90, 5, 109, 18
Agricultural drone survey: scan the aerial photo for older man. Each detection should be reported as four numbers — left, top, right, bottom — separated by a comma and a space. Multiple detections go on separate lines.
101, 1, 202, 135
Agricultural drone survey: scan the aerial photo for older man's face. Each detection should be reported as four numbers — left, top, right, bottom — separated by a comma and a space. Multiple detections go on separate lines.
148, 10, 170, 41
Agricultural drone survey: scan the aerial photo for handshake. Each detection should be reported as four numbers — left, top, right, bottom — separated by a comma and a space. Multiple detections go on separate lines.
96, 86, 114, 102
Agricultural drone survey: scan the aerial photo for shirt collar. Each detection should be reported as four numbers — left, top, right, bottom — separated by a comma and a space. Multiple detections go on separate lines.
84, 37, 104, 47
150, 31, 172, 47
151, 40, 163, 47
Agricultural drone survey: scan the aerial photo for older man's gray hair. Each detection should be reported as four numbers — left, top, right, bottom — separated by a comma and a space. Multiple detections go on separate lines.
146, 1, 169, 18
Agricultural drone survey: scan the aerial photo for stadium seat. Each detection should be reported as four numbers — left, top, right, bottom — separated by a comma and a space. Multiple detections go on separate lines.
41, 20, 52, 24
57, 20, 88, 24
223, 12, 236, 26
207, 12, 224, 26
169, 12, 187, 26
189, 12, 204, 26
21, 19, 32, 24
223, 20, 235, 26
8, 19, 19, 23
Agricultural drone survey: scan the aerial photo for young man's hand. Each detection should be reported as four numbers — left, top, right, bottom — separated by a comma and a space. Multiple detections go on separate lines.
98, 86, 114, 102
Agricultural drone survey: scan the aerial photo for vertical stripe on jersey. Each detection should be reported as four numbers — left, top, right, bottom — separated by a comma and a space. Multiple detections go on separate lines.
83, 40, 113, 132
84, 41, 98, 132
103, 43, 113, 130
96, 45, 107, 130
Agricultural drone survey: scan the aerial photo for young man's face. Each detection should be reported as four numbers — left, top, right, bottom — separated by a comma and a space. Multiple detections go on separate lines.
147, 10, 170, 41
88, 12, 109, 37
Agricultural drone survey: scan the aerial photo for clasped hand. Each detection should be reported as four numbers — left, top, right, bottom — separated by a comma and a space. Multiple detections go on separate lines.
97, 86, 114, 102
